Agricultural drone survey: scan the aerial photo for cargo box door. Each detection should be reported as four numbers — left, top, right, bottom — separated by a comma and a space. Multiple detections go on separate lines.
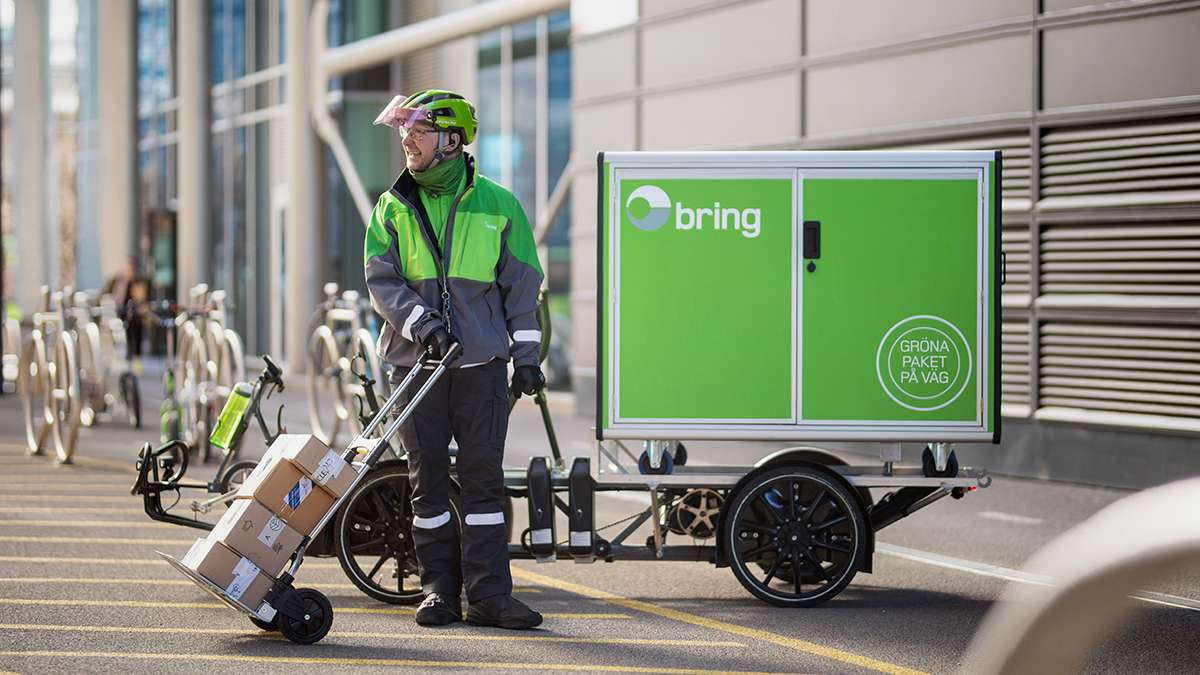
799, 170, 985, 426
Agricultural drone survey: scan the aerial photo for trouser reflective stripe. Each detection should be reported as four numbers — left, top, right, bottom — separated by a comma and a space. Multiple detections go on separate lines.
391, 360, 513, 602
412, 511, 451, 529
464, 512, 505, 526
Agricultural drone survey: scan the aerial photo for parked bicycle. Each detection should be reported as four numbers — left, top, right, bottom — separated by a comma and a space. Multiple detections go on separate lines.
173, 284, 247, 462
306, 282, 387, 446
18, 287, 80, 464
64, 290, 141, 429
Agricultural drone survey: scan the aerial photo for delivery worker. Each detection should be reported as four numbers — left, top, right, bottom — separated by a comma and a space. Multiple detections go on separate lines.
364, 90, 545, 629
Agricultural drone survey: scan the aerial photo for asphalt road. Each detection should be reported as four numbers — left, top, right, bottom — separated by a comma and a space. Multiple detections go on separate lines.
0, 359, 1197, 674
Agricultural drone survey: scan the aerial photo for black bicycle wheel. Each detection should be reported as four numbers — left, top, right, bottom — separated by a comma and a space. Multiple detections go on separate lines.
723, 465, 866, 607
120, 372, 142, 428
217, 459, 259, 505
334, 464, 459, 605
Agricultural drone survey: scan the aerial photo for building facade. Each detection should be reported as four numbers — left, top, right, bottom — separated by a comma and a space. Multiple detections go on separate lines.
568, 0, 1200, 487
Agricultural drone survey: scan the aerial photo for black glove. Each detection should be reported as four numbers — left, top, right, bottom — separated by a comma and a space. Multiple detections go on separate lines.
420, 325, 455, 361
511, 365, 545, 398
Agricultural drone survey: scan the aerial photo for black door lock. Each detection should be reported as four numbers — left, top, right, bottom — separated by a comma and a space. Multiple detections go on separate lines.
803, 221, 820, 272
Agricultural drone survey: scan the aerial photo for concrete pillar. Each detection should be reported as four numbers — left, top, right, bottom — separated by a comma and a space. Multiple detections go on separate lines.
286, 0, 321, 370
96, 0, 138, 282
176, 0, 210, 300
12, 0, 50, 313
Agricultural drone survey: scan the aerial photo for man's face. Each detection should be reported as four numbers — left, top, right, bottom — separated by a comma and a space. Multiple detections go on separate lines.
402, 123, 441, 172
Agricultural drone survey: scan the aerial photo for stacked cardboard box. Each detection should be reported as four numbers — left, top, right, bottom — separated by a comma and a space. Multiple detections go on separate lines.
178, 434, 354, 613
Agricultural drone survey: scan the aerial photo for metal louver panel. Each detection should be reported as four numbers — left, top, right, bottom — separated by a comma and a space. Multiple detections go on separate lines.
1001, 317, 1031, 417
883, 134, 1031, 212
1039, 119, 1200, 210
1037, 322, 1200, 431
1002, 222, 1031, 302
1039, 220, 1200, 303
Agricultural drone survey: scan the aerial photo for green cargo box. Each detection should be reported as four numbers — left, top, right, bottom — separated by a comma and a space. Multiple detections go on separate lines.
598, 151, 1001, 443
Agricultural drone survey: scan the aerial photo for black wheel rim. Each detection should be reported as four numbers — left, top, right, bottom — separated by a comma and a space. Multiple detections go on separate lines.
731, 474, 857, 602
341, 473, 424, 599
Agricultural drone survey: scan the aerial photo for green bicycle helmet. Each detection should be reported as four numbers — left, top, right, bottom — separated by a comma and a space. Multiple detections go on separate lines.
374, 89, 478, 146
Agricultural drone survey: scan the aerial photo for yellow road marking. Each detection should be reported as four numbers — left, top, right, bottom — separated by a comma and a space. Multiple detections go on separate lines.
1, 484, 140, 491
0, 536, 192, 545
0, 651, 792, 673
0, 577, 363, 592
0, 556, 342, 570
0, 507, 145, 514
0, 495, 137, 502
0, 519, 196, 529
511, 568, 928, 675
0, 624, 740, 648
0, 598, 624, 619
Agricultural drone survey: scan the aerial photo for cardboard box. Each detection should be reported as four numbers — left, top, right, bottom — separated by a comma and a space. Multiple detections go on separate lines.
234, 435, 349, 536
271, 434, 355, 498
181, 537, 275, 610
210, 497, 303, 575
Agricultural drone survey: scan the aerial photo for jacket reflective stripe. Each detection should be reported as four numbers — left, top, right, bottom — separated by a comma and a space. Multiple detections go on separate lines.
512, 330, 541, 343
463, 512, 505, 526
412, 511, 452, 529
401, 305, 425, 341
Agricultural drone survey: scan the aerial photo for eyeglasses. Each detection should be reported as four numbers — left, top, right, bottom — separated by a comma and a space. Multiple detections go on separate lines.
398, 125, 438, 141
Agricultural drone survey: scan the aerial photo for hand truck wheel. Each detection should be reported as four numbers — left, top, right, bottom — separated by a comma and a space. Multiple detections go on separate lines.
249, 615, 278, 632
278, 588, 333, 645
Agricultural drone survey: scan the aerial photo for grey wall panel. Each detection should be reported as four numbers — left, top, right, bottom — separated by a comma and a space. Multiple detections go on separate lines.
1042, 9, 1200, 110
1043, 0, 1105, 12
641, 0, 799, 89
807, 0, 1030, 54
642, 72, 800, 149
573, 30, 637, 100
640, 0, 710, 19
570, 167, 599, 237
806, 35, 1031, 136
570, 232, 598, 370
573, 99, 638, 163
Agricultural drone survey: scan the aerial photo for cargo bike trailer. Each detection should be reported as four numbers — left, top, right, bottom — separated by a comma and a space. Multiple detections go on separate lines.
137, 149, 999, 644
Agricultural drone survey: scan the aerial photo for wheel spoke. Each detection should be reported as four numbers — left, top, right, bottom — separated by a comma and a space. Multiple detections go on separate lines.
350, 536, 386, 553
761, 556, 785, 586
369, 491, 394, 520
801, 551, 832, 581
756, 491, 785, 524
803, 488, 827, 524
790, 550, 802, 595
740, 542, 777, 561
740, 521, 775, 535
811, 514, 848, 532
366, 552, 394, 580
810, 539, 850, 554
786, 480, 797, 521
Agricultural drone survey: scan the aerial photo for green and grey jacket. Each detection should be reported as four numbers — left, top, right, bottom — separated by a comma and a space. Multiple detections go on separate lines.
364, 153, 544, 369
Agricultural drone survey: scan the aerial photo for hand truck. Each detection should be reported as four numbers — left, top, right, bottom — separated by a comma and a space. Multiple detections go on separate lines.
156, 343, 461, 645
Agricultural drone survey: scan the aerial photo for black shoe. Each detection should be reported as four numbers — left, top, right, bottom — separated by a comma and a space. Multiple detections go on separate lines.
415, 593, 462, 626
465, 594, 543, 629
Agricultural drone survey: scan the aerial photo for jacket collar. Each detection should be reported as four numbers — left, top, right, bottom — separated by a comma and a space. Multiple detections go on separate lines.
391, 151, 477, 202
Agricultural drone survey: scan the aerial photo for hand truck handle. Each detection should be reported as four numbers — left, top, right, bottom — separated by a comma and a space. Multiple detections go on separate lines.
348, 342, 461, 463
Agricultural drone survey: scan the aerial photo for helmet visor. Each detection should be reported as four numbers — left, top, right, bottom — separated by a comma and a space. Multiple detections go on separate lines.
373, 106, 435, 130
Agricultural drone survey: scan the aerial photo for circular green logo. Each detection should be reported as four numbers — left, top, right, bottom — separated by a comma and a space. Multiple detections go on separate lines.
875, 315, 972, 411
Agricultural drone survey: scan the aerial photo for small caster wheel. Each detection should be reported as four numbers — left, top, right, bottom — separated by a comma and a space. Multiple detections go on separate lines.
637, 450, 673, 475
673, 442, 688, 467
922, 446, 959, 478
278, 588, 333, 645
250, 615, 278, 632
